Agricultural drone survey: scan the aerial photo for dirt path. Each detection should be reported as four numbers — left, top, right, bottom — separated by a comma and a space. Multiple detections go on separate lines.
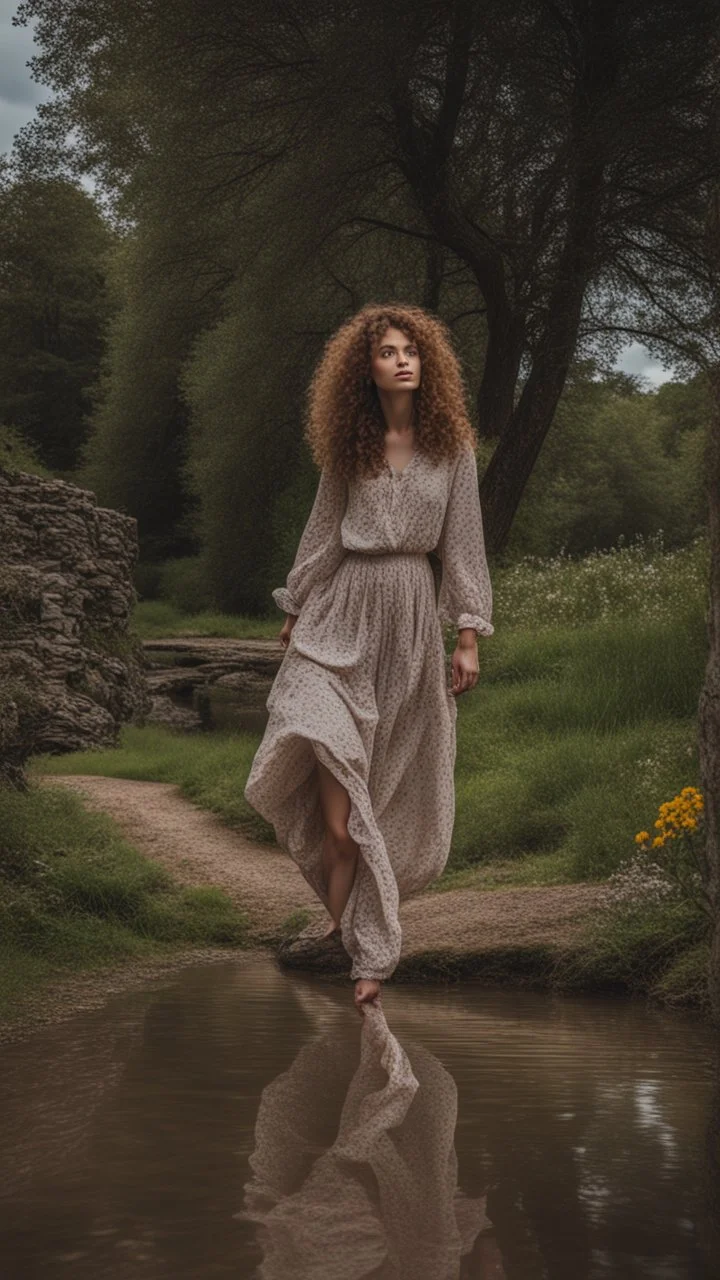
36, 774, 606, 959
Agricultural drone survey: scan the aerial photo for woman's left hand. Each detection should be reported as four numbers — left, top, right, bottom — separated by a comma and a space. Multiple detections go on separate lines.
450, 631, 479, 695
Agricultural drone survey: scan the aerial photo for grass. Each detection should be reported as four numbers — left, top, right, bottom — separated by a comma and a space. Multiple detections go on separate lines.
450, 605, 705, 881
131, 600, 281, 639
547, 898, 712, 1012
427, 849, 579, 892
0, 780, 249, 1024
20, 531, 714, 1013
492, 530, 708, 629
37, 601, 707, 889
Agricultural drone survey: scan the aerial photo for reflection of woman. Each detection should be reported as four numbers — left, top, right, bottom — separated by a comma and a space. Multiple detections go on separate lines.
244, 303, 493, 1012
239, 995, 499, 1279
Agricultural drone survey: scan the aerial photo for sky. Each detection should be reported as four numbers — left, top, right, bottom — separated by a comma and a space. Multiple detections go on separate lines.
0, 1, 677, 387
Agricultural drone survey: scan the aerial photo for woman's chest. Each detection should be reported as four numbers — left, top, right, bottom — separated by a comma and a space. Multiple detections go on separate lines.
345, 456, 450, 538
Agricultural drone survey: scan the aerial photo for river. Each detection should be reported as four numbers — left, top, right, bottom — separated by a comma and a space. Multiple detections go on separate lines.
0, 953, 717, 1278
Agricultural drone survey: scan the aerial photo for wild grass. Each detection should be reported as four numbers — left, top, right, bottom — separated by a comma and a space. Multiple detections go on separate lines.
492, 530, 708, 629
549, 897, 711, 1012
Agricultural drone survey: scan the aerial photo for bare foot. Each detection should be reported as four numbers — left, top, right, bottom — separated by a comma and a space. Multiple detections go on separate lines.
354, 979, 381, 1014
321, 918, 341, 939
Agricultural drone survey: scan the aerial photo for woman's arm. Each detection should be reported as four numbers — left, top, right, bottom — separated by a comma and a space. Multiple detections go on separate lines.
272, 465, 348, 617
436, 447, 494, 638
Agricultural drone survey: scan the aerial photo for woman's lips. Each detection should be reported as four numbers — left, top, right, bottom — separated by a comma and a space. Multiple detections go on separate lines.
395, 372, 413, 378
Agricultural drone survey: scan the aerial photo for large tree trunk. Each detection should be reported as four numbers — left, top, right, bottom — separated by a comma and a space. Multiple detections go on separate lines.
479, 226, 600, 552
698, 364, 720, 1022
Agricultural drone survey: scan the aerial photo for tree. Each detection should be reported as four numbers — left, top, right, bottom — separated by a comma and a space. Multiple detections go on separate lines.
10, 0, 720, 555
698, 189, 720, 1022
0, 170, 114, 472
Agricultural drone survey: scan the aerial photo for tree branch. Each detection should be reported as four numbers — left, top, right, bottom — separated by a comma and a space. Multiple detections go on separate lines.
433, 0, 474, 168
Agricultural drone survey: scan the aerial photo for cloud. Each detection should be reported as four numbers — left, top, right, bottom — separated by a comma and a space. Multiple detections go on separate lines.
0, 5, 54, 155
614, 341, 675, 387
0, 25, 46, 106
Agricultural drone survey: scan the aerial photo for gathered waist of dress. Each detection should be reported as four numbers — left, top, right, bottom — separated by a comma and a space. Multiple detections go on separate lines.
344, 548, 429, 558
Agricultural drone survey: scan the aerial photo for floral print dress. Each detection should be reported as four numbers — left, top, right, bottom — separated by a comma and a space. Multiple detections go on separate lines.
244, 445, 494, 982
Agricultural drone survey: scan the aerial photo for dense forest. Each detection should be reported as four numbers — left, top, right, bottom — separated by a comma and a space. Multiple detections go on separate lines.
2, 0, 719, 616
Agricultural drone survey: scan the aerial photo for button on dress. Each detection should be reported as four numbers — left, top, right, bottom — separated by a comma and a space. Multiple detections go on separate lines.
244, 445, 494, 982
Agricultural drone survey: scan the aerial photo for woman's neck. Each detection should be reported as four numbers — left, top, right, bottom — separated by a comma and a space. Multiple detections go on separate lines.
378, 389, 416, 435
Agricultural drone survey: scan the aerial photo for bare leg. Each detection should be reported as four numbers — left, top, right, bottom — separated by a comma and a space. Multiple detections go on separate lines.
315, 757, 383, 1010
316, 758, 360, 933
319, 831, 347, 936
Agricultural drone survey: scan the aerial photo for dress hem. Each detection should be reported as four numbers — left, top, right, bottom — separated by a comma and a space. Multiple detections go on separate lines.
244, 726, 403, 983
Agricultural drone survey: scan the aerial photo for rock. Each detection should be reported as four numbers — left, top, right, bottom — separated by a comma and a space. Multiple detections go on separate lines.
143, 694, 204, 733
277, 919, 352, 974
141, 636, 282, 729
0, 465, 151, 785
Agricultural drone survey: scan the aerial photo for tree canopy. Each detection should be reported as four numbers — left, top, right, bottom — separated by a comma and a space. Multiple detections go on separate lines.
6, 0, 719, 596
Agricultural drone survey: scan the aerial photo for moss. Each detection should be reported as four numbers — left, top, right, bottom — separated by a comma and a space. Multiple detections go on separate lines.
83, 623, 145, 663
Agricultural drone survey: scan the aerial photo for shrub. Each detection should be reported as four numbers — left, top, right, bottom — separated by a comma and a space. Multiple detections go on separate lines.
158, 555, 217, 614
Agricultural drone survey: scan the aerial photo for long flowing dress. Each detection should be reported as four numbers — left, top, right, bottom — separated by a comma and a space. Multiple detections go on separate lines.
243, 444, 494, 982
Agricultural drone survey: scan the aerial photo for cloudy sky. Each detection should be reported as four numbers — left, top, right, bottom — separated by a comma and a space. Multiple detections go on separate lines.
0, 1, 676, 386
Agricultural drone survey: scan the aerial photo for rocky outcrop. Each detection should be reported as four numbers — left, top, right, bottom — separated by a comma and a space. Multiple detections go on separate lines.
0, 465, 150, 786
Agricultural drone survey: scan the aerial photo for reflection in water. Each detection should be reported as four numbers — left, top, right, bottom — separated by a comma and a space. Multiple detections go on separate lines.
239, 987, 502, 1278
0, 955, 717, 1279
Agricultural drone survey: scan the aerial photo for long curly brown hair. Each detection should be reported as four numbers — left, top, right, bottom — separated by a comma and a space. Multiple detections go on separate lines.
304, 302, 477, 480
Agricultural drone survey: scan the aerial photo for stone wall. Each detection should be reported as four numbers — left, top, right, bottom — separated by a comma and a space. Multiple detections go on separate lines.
0, 465, 150, 786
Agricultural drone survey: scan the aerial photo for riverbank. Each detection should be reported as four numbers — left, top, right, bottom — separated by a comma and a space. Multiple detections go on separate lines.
34, 774, 607, 959
1, 764, 711, 1043
0, 771, 700, 1034
0, 943, 257, 1047
5, 535, 712, 1036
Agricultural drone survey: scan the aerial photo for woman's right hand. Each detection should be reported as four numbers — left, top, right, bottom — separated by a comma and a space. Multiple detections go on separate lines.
279, 613, 299, 649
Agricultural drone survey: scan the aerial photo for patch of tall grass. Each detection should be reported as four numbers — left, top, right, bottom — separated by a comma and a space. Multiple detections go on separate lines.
550, 897, 711, 1011
453, 602, 705, 879
493, 530, 708, 629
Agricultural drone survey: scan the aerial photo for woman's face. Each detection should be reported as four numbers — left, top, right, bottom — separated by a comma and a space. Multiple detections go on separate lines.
370, 326, 421, 393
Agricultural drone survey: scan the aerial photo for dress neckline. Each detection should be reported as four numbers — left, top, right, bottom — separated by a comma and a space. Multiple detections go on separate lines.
385, 448, 419, 478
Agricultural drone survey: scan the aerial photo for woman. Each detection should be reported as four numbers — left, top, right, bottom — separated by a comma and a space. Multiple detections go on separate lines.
244, 302, 494, 1013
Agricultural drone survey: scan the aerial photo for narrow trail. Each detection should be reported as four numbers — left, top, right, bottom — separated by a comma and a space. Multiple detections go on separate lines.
36, 774, 319, 942
36, 774, 606, 960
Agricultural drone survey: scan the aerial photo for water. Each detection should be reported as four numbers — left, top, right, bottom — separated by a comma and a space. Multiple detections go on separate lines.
0, 954, 717, 1279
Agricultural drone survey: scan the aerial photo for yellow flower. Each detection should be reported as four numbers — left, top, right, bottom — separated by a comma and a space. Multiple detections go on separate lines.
636, 786, 704, 857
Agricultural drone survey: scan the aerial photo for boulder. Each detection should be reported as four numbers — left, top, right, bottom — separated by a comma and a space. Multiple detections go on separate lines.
0, 465, 151, 786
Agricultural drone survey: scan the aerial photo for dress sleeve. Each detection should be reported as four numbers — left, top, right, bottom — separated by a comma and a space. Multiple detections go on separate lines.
436, 447, 494, 636
272, 465, 348, 616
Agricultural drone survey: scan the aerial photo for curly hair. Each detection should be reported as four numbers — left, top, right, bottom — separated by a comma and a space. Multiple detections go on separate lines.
303, 302, 477, 480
